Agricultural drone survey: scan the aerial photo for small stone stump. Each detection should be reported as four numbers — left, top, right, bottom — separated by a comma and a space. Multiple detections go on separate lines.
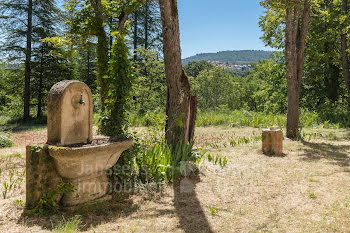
262, 126, 283, 156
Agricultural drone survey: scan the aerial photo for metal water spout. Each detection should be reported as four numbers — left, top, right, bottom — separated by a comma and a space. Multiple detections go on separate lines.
78, 94, 85, 105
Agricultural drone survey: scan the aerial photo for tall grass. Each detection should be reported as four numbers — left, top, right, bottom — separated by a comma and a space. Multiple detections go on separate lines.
196, 110, 322, 128
130, 109, 341, 128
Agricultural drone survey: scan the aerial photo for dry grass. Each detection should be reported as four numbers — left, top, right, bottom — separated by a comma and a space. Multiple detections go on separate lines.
0, 126, 349, 232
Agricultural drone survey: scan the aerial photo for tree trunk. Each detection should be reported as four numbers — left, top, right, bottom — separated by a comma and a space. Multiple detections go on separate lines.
24, 0, 33, 121
133, 11, 138, 61
341, 0, 350, 111
144, 0, 149, 49
109, 17, 113, 56
286, 80, 300, 138
159, 0, 197, 148
37, 45, 44, 118
90, 0, 109, 110
285, 0, 311, 139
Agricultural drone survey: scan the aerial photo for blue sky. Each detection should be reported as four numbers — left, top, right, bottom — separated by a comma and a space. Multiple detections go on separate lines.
56, 0, 270, 58
178, 0, 270, 58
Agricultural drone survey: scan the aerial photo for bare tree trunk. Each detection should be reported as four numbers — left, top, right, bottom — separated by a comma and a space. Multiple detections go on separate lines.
159, 0, 197, 148
37, 45, 44, 118
24, 0, 32, 121
285, 0, 311, 139
341, 0, 350, 111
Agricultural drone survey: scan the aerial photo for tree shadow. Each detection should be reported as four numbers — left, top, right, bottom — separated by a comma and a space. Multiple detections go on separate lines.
299, 140, 350, 169
17, 175, 214, 232
17, 192, 140, 231
173, 174, 214, 233
1, 121, 47, 133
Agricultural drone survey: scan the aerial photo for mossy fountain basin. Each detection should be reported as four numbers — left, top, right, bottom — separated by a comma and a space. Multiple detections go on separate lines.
48, 137, 132, 206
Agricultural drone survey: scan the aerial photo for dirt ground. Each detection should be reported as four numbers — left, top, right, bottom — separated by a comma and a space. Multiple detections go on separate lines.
0, 126, 349, 232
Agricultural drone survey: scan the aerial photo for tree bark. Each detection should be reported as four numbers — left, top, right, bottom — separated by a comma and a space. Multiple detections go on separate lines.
144, 0, 149, 49
90, 0, 109, 110
285, 0, 311, 139
133, 11, 138, 61
159, 0, 197, 148
24, 0, 32, 121
37, 45, 44, 118
341, 0, 350, 111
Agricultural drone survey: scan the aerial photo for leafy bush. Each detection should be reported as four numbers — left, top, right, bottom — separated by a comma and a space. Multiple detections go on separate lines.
129, 109, 166, 127
110, 110, 205, 191
1, 96, 23, 120
0, 115, 11, 125
110, 139, 205, 191
0, 132, 13, 148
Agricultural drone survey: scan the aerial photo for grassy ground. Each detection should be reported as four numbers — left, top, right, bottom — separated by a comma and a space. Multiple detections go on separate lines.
0, 126, 349, 232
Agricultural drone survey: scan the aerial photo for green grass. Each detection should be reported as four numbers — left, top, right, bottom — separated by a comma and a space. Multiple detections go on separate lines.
130, 109, 340, 129
309, 192, 317, 199
0, 132, 13, 148
2, 166, 25, 199
0, 152, 22, 159
52, 216, 82, 233
197, 110, 323, 128
229, 135, 262, 147
209, 206, 219, 216
325, 132, 339, 141
207, 153, 228, 168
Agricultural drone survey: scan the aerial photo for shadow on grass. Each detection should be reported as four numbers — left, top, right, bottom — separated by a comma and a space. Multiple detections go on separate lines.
17, 192, 140, 231
173, 174, 214, 233
0, 119, 46, 133
17, 174, 213, 232
299, 140, 350, 169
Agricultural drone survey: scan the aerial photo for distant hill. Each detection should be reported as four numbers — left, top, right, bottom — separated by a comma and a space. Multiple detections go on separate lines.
182, 50, 273, 65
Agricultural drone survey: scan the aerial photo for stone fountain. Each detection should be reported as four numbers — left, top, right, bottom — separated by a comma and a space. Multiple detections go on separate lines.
26, 80, 132, 207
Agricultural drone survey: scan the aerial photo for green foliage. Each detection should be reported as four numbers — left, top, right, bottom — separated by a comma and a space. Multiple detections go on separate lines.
129, 109, 166, 127
110, 114, 205, 190
183, 60, 214, 78
309, 192, 317, 199
324, 132, 339, 141
185, 53, 287, 114
259, 0, 350, 123
191, 67, 244, 111
98, 35, 134, 137
207, 153, 228, 169
64, 0, 143, 112
111, 138, 205, 189
229, 135, 262, 147
209, 206, 219, 216
0, 132, 13, 148
247, 52, 287, 113
196, 110, 323, 128
52, 216, 82, 233
28, 181, 76, 216
131, 47, 166, 115
130, 0, 163, 53
2, 166, 25, 199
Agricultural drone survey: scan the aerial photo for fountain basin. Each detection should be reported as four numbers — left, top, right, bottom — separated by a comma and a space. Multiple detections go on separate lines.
48, 137, 132, 206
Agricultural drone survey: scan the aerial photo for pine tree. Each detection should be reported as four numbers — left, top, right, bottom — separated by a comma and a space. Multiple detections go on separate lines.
0, 0, 70, 120
130, 0, 162, 60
